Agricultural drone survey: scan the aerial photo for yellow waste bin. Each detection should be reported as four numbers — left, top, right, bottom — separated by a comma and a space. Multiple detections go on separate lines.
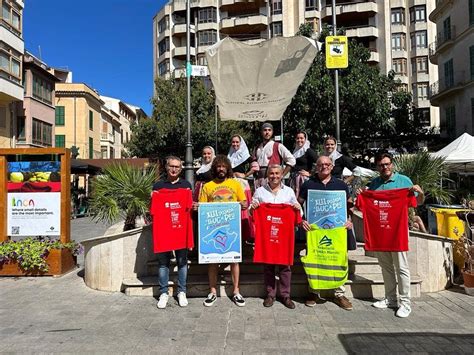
431, 207, 469, 239
430, 207, 470, 271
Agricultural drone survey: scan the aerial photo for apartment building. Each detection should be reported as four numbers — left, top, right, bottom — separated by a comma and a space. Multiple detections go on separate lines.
100, 96, 143, 158
153, 0, 439, 128
54, 83, 104, 159
429, 0, 474, 139
16, 51, 59, 148
0, 0, 24, 147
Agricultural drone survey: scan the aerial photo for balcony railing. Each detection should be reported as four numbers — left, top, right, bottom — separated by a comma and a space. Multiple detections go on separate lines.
101, 132, 115, 143
429, 70, 466, 99
436, 26, 456, 48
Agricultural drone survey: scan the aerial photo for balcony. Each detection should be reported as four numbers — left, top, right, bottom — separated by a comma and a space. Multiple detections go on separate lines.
101, 133, 115, 143
321, 0, 377, 18
429, 71, 469, 106
172, 46, 196, 58
345, 25, 379, 39
428, 26, 456, 65
220, 14, 268, 35
367, 48, 379, 63
172, 23, 196, 36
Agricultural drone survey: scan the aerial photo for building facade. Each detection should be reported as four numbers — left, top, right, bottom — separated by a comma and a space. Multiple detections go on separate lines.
16, 51, 59, 148
429, 0, 474, 138
54, 83, 104, 159
0, 0, 24, 147
153, 0, 439, 128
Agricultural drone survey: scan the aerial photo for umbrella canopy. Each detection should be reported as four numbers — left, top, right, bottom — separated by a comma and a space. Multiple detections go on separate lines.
431, 133, 474, 173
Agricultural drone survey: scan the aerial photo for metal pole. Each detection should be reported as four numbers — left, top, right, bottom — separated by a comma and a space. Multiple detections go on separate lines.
215, 100, 218, 153
332, 0, 341, 152
184, 0, 194, 186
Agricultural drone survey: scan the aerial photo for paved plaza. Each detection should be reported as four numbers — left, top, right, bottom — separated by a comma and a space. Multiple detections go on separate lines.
1, 218, 474, 354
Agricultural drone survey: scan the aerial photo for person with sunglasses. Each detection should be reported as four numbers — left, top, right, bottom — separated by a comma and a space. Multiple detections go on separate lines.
358, 152, 424, 318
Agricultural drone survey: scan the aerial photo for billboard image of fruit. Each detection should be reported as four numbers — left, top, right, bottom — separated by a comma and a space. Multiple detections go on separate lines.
7, 161, 61, 192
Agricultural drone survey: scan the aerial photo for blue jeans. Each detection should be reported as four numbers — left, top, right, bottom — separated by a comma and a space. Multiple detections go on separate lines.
157, 248, 188, 294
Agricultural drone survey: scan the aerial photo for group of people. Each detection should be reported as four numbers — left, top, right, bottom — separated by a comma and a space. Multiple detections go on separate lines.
152, 122, 424, 319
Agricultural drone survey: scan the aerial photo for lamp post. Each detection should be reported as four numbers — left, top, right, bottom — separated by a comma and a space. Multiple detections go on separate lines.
332, 0, 341, 152
184, 0, 194, 186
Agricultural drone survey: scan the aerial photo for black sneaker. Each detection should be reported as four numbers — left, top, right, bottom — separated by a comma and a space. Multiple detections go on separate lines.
203, 293, 217, 307
232, 293, 246, 307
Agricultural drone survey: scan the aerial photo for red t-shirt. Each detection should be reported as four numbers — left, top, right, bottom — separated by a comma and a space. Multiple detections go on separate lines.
150, 188, 194, 253
356, 188, 417, 252
253, 203, 302, 265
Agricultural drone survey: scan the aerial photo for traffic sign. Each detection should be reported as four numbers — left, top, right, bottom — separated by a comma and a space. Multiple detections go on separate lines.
325, 36, 348, 69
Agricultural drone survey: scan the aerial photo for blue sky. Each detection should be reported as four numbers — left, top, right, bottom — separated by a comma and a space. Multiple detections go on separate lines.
24, 0, 168, 116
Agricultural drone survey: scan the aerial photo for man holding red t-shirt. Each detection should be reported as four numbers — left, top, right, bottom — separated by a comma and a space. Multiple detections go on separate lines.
358, 152, 424, 318
152, 156, 195, 310
250, 164, 302, 309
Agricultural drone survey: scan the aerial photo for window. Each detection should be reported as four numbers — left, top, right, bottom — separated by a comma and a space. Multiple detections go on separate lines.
32, 75, 53, 104
271, 21, 283, 37
197, 55, 207, 66
17, 116, 25, 141
412, 82, 429, 100
470, 45, 474, 80
101, 146, 108, 159
410, 5, 426, 23
198, 30, 217, 46
198, 7, 217, 23
158, 38, 170, 56
272, 0, 282, 15
89, 110, 93, 130
419, 108, 430, 127
472, 98, 474, 132
158, 16, 169, 33
470, 0, 474, 26
445, 106, 456, 138
391, 33, 406, 51
444, 59, 454, 88
443, 17, 452, 42
392, 58, 407, 75
411, 31, 427, 49
391, 8, 405, 25
32, 118, 52, 146
89, 137, 94, 159
0, 46, 21, 82
0, 107, 6, 128
158, 60, 169, 77
1, 1, 21, 33
55, 106, 65, 125
305, 0, 317, 11
411, 56, 428, 75
55, 135, 65, 148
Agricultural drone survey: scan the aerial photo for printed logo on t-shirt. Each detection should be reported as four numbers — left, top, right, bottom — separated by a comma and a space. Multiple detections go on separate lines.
165, 201, 181, 209
266, 215, 283, 224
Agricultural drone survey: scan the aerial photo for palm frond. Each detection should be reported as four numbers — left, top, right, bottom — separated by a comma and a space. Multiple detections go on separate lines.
393, 151, 452, 204
89, 163, 157, 230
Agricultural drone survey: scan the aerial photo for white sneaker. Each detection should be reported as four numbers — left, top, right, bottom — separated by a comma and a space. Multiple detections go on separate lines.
396, 305, 412, 318
177, 292, 188, 307
157, 293, 169, 309
372, 299, 398, 309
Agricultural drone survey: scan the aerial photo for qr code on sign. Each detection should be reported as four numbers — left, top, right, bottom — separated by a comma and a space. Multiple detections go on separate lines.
11, 226, 20, 235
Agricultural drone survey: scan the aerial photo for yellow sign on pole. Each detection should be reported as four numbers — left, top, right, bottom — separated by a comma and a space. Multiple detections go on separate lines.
325, 36, 348, 69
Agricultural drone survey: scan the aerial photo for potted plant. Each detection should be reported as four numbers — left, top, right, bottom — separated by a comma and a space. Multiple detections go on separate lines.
0, 237, 82, 276
460, 235, 474, 295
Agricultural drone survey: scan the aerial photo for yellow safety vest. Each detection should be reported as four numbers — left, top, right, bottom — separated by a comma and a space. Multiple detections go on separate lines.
301, 226, 348, 290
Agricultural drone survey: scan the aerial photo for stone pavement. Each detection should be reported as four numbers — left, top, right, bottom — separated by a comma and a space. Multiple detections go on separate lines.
1, 270, 474, 354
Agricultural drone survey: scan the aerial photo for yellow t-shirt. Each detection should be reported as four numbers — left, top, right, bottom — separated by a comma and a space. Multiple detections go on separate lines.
199, 178, 246, 203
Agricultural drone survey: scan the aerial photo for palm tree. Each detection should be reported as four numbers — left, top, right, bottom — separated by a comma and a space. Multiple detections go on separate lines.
393, 151, 452, 204
88, 163, 157, 231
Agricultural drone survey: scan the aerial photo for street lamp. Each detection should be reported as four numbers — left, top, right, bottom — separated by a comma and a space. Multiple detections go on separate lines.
184, 0, 194, 186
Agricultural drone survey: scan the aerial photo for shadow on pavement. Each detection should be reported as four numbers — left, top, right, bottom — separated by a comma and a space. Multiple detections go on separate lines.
338, 332, 474, 354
